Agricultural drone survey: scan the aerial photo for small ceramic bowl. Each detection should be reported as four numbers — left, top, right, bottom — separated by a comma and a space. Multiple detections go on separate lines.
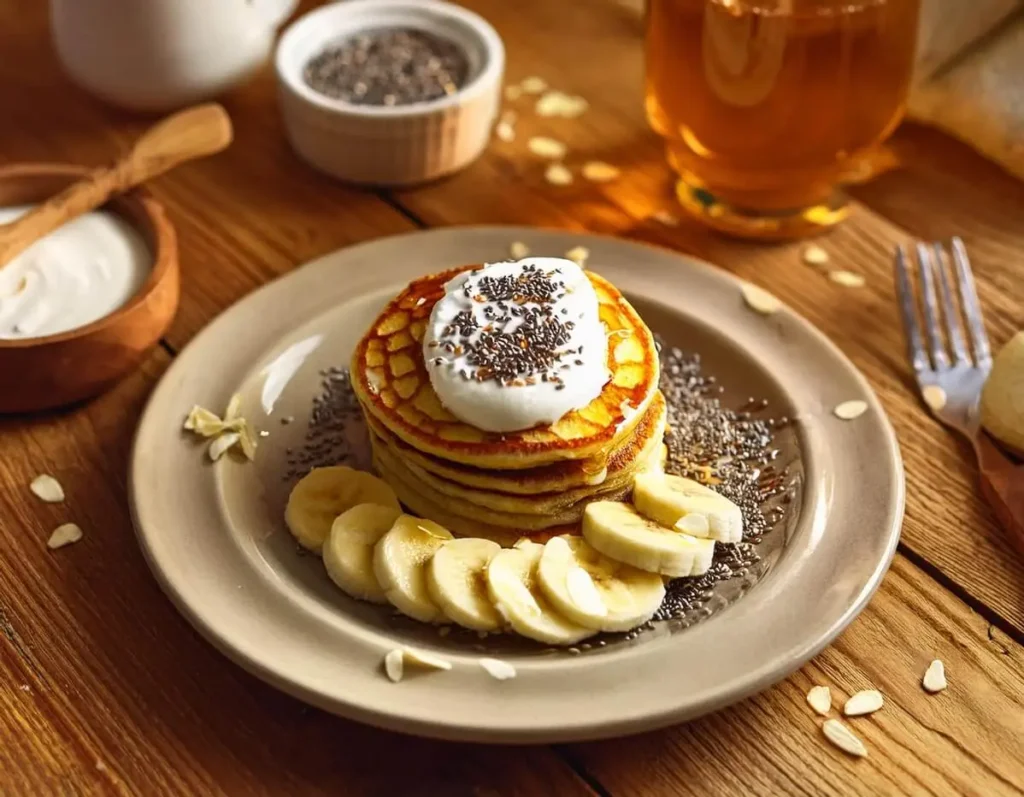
275, 0, 504, 186
0, 164, 179, 413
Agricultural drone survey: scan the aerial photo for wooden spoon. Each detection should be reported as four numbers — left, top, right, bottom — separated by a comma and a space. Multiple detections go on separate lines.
0, 102, 233, 270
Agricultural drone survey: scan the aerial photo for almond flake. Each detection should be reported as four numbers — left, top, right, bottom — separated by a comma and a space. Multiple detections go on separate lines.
806, 685, 832, 716
479, 658, 517, 680
535, 90, 589, 119
224, 393, 243, 422
520, 76, 547, 94
208, 432, 240, 461
741, 283, 781, 315
528, 136, 567, 160
236, 422, 259, 461
801, 244, 830, 266
30, 474, 65, 503
544, 163, 573, 186
510, 241, 530, 259
504, 85, 523, 101
651, 210, 679, 226
822, 719, 867, 758
384, 647, 452, 682
564, 246, 589, 267
922, 659, 947, 693
833, 400, 868, 420
922, 385, 947, 412
829, 270, 866, 288
844, 689, 884, 716
47, 522, 83, 550
495, 120, 516, 143
183, 406, 226, 437
582, 161, 621, 182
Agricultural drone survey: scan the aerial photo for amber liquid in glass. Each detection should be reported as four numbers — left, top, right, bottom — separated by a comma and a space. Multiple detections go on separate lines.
645, 0, 920, 238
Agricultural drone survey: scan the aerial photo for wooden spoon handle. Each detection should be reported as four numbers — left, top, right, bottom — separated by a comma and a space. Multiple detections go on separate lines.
976, 433, 1024, 559
0, 103, 232, 269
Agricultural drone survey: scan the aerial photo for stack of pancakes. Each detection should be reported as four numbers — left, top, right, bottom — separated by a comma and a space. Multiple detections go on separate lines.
350, 266, 664, 545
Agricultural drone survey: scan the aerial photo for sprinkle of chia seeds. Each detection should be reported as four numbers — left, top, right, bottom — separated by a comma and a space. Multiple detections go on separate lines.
303, 28, 469, 106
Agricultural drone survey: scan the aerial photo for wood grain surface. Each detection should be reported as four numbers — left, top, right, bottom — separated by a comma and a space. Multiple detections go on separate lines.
0, 1, 1022, 795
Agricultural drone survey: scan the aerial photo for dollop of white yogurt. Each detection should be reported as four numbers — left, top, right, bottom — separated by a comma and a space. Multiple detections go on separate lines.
423, 258, 610, 432
0, 205, 150, 340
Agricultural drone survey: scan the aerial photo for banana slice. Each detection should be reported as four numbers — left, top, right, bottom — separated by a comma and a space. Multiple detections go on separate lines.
632, 472, 743, 543
374, 515, 454, 623
427, 537, 504, 631
486, 543, 595, 645
285, 466, 400, 553
323, 503, 403, 603
537, 536, 665, 632
582, 501, 715, 578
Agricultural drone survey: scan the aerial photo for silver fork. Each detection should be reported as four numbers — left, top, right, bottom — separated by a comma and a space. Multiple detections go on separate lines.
894, 238, 1024, 554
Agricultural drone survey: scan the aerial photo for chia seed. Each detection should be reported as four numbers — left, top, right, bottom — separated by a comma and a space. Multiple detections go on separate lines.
303, 28, 470, 106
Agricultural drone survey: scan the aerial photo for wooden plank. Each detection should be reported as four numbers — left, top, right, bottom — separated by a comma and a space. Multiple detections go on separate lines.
394, 0, 1024, 633
0, 352, 594, 796
568, 556, 1024, 797
0, 0, 417, 351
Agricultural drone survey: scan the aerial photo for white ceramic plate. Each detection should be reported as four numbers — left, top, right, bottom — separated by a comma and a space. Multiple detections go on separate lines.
129, 227, 903, 743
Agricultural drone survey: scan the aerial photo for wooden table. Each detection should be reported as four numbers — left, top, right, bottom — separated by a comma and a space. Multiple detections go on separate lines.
2, 2, 1023, 794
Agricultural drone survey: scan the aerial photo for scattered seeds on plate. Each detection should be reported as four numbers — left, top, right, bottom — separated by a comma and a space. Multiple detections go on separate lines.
564, 246, 589, 267
535, 90, 588, 118
528, 136, 567, 160
30, 474, 64, 503
510, 241, 530, 259
833, 400, 868, 420
544, 163, 573, 186
843, 689, 884, 717
479, 658, 517, 680
822, 719, 868, 758
922, 385, 947, 412
581, 161, 621, 183
520, 76, 547, 94
495, 120, 516, 143
741, 283, 781, 315
384, 646, 453, 682
922, 659, 947, 693
801, 244, 830, 267
504, 84, 522, 101
209, 432, 241, 461
651, 210, 679, 226
47, 522, 83, 550
806, 685, 832, 716
829, 270, 866, 288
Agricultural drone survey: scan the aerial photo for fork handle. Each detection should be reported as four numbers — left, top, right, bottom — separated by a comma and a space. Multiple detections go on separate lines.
976, 434, 1024, 558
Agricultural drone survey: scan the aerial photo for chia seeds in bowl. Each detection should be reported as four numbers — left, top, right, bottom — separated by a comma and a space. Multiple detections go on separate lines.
303, 27, 471, 107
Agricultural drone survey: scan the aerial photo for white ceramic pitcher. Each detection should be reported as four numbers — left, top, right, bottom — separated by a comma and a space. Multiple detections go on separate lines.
51, 0, 299, 112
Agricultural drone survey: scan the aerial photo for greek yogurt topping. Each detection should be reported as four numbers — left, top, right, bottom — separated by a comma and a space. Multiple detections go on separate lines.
0, 205, 150, 340
423, 258, 610, 432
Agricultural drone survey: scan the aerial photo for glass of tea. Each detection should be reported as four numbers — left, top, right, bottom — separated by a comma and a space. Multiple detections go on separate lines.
645, 0, 921, 239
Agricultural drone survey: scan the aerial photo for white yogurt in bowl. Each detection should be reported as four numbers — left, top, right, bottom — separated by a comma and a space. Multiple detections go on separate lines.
0, 205, 150, 340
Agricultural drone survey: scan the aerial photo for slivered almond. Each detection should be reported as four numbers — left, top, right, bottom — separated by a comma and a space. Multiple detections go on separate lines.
510, 241, 530, 259
801, 244, 830, 266
829, 270, 866, 288
741, 283, 781, 315
564, 246, 589, 267
923, 659, 947, 693
535, 90, 588, 118
30, 474, 65, 503
495, 120, 516, 143
582, 161, 621, 182
528, 136, 567, 159
806, 685, 832, 716
822, 719, 868, 758
47, 522, 83, 549
479, 658, 517, 680
922, 385, 947, 412
651, 210, 679, 226
544, 163, 573, 186
208, 432, 240, 461
833, 400, 868, 420
520, 76, 547, 94
843, 689, 883, 716
384, 647, 452, 682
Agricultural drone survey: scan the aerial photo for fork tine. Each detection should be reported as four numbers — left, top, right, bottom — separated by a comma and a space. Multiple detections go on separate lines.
932, 242, 970, 365
915, 242, 949, 369
950, 237, 991, 367
894, 245, 928, 373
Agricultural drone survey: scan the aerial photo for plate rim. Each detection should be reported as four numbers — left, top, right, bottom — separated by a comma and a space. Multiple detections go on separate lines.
129, 225, 904, 743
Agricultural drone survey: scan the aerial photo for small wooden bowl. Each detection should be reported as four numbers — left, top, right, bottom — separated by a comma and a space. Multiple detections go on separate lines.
0, 164, 179, 413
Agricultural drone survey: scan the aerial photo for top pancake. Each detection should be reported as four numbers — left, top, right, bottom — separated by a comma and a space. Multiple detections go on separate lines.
350, 265, 660, 469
